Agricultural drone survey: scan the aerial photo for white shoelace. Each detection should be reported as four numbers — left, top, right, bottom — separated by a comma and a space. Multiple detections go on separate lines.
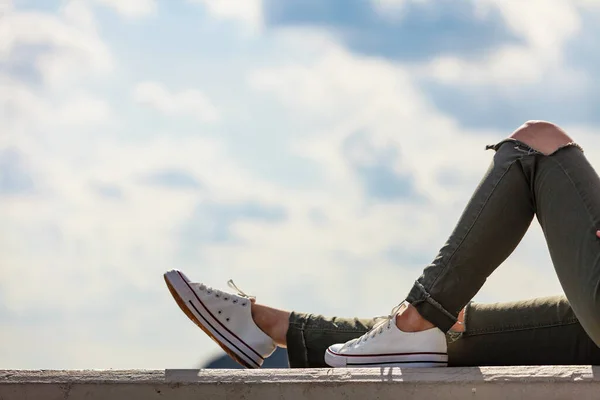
349, 302, 406, 347
195, 279, 255, 306
227, 279, 255, 301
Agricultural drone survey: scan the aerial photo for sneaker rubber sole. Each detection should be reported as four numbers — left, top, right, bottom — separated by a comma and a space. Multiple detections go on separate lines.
163, 270, 264, 369
325, 347, 448, 368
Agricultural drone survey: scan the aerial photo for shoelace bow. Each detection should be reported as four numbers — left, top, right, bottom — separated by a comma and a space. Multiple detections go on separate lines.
227, 279, 255, 301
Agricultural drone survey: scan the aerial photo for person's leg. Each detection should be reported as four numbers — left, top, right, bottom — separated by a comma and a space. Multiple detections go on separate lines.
286, 312, 373, 367
399, 127, 541, 332
251, 303, 290, 347
529, 130, 600, 345
401, 121, 597, 335
451, 296, 600, 366
251, 301, 459, 367
278, 296, 600, 368
325, 121, 600, 367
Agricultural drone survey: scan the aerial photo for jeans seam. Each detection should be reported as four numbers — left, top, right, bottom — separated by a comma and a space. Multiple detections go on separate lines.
425, 154, 525, 295
467, 318, 580, 335
298, 320, 309, 366
549, 153, 599, 228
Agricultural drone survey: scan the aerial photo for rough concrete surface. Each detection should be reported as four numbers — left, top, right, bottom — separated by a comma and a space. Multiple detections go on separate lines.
1, 366, 599, 399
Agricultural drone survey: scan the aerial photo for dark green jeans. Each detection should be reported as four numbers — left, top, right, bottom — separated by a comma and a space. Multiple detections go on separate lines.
287, 139, 600, 367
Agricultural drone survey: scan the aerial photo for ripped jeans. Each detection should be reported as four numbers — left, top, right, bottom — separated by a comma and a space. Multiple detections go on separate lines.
285, 139, 600, 367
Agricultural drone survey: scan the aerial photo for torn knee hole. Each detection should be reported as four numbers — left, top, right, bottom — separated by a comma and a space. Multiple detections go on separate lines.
509, 120, 578, 155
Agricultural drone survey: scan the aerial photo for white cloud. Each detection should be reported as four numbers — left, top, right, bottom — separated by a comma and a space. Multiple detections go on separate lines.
133, 81, 220, 123
62, 0, 97, 31
1, 83, 112, 132
188, 0, 263, 28
371, 0, 431, 20
370, 0, 588, 88
577, 0, 600, 9
420, 0, 587, 88
420, 45, 587, 89
0, 1, 113, 87
250, 45, 498, 201
1, 0, 13, 14
93, 0, 157, 19
55, 94, 112, 125
486, 0, 580, 57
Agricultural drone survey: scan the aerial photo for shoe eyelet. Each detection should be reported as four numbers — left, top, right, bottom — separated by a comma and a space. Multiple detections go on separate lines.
242, 303, 247, 306
224, 297, 229, 301
226, 318, 230, 322
233, 299, 238, 304
218, 311, 222, 314
215, 294, 220, 298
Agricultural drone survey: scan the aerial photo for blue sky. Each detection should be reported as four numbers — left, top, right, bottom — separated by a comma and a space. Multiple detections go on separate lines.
2, 0, 600, 369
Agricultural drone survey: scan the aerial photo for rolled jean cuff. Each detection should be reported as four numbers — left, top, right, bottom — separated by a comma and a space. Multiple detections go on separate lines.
286, 311, 310, 368
406, 281, 457, 332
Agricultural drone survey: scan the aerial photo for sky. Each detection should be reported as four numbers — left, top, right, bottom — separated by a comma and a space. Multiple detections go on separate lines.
2, 0, 600, 369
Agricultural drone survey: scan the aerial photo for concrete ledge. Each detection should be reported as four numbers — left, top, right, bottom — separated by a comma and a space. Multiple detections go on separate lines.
2, 366, 600, 399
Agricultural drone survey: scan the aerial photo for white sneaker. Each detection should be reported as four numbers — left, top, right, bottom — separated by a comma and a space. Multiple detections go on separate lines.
325, 304, 448, 368
164, 269, 276, 368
